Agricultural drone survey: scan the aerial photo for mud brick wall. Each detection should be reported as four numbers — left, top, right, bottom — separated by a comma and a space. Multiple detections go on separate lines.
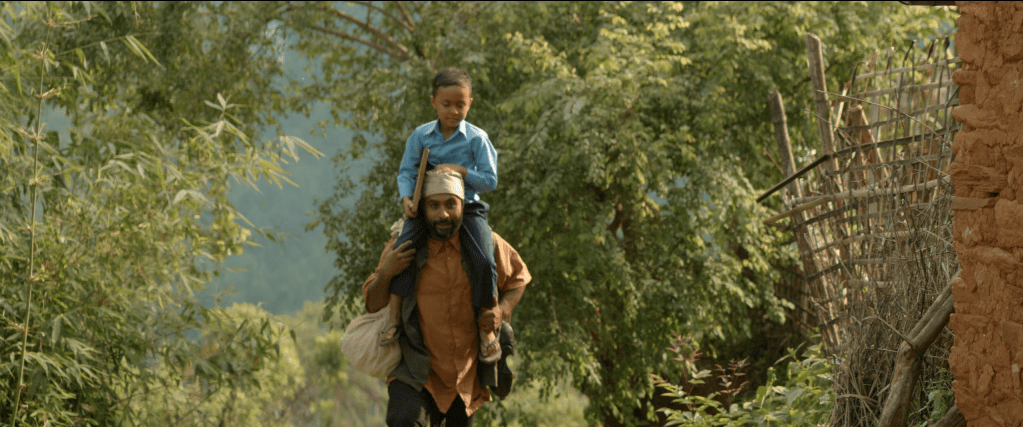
948, 2, 1023, 425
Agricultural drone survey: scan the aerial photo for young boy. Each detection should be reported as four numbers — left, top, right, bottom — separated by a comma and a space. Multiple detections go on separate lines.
381, 67, 501, 363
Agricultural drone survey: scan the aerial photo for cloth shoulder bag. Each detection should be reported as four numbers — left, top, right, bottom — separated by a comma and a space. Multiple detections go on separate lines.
340, 306, 402, 378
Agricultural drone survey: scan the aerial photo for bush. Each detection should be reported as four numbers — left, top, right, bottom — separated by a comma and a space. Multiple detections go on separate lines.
653, 335, 833, 426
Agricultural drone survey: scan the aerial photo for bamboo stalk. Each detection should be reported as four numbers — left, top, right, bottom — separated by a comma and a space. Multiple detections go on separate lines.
769, 91, 801, 199
765, 176, 949, 225
931, 405, 966, 427
848, 279, 890, 288
842, 103, 959, 132
764, 196, 830, 224
790, 175, 949, 206
834, 204, 930, 224
824, 154, 948, 176
877, 272, 959, 427
800, 230, 918, 257
840, 80, 956, 102
769, 90, 820, 335
757, 154, 832, 203
848, 258, 887, 265
806, 263, 842, 283
852, 57, 960, 81
807, 33, 836, 171
758, 128, 957, 203
12, 18, 51, 427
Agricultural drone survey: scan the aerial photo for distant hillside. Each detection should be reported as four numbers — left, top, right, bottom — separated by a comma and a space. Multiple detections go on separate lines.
202, 50, 374, 315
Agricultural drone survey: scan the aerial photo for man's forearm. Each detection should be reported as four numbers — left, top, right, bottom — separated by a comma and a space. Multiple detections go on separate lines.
366, 272, 393, 313
498, 286, 525, 322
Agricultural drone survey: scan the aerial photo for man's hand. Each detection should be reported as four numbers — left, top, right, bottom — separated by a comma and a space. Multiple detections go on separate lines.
402, 197, 416, 219
478, 296, 502, 333
435, 163, 468, 178
379, 240, 416, 281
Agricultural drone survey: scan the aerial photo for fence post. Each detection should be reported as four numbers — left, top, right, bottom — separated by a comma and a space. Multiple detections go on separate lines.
806, 33, 836, 172
805, 33, 847, 350
768, 91, 800, 199
769, 90, 819, 332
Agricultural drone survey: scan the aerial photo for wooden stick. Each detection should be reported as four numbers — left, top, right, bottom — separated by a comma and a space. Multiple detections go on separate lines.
847, 279, 890, 289
756, 128, 956, 203
931, 405, 966, 427
409, 148, 429, 218
877, 271, 958, 427
852, 57, 960, 82
769, 91, 801, 199
757, 154, 832, 203
764, 197, 830, 225
764, 176, 949, 225
800, 231, 918, 258
838, 80, 956, 102
824, 154, 948, 177
841, 103, 957, 132
806, 33, 836, 171
790, 175, 949, 206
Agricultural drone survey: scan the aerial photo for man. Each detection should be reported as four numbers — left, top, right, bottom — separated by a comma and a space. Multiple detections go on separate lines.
362, 169, 530, 427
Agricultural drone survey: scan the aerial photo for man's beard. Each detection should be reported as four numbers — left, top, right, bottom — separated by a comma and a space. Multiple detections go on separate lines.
427, 217, 461, 240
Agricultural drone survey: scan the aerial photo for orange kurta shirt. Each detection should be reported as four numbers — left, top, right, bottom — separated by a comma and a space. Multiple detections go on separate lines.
363, 231, 530, 417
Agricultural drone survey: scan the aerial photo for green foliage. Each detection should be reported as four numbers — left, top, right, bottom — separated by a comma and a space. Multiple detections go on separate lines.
296, 1, 956, 425
130, 303, 303, 427
913, 368, 955, 427
0, 2, 319, 425
475, 378, 589, 427
674, 1, 955, 187
653, 336, 834, 426
277, 301, 389, 427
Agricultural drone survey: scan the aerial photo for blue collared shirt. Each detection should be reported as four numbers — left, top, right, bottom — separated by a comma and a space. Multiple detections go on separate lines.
398, 120, 497, 202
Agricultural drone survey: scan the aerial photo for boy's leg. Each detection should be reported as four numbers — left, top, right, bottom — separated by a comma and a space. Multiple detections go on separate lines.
381, 217, 426, 344
460, 201, 497, 310
390, 217, 427, 298
380, 294, 403, 344
460, 201, 500, 364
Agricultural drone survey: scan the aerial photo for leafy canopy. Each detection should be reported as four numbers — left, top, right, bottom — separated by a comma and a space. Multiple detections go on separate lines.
1, 2, 320, 425
278, 1, 954, 425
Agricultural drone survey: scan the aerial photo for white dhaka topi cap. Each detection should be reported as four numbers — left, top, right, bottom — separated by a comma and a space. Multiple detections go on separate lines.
422, 169, 464, 200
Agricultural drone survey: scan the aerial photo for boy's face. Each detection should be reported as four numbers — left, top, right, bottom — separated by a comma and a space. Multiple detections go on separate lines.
430, 84, 472, 131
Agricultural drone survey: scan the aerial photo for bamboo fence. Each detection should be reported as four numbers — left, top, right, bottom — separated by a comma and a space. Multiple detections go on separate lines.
763, 37, 960, 426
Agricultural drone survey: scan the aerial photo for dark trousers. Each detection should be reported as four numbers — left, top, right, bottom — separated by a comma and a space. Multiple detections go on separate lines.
390, 200, 497, 309
386, 380, 475, 427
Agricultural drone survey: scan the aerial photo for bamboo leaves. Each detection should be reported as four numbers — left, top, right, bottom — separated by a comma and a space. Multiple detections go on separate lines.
121, 35, 160, 66
1, 2, 321, 425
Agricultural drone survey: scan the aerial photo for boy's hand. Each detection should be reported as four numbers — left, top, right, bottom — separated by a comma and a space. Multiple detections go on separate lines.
435, 163, 468, 178
403, 197, 416, 218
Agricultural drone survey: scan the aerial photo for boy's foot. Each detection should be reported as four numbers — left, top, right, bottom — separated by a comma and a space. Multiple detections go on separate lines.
479, 333, 502, 363
380, 322, 402, 346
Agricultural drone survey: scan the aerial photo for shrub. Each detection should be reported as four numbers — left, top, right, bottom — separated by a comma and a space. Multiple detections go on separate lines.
653, 335, 834, 426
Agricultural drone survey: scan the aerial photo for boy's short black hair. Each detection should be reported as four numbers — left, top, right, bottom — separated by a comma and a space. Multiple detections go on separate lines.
432, 67, 472, 96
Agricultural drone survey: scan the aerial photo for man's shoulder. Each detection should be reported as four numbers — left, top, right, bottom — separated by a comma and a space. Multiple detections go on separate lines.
490, 232, 516, 256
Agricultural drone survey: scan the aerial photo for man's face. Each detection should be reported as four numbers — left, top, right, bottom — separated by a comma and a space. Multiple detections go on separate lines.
424, 193, 463, 240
